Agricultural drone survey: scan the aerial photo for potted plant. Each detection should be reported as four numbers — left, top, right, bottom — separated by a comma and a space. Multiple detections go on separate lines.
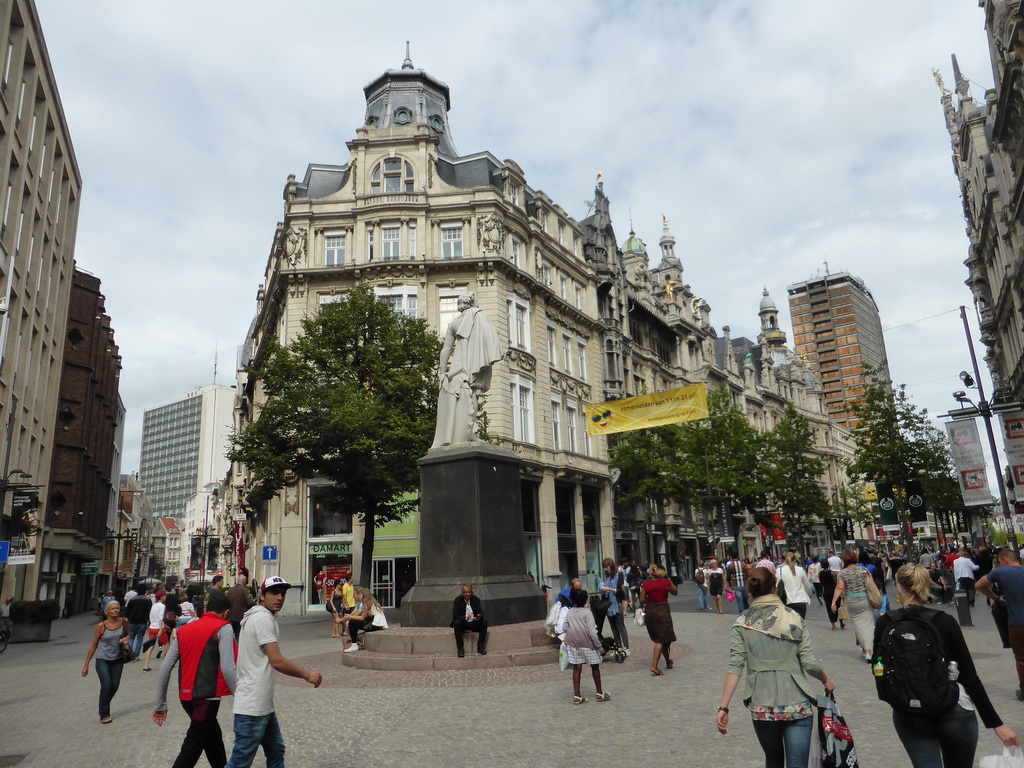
10, 598, 60, 642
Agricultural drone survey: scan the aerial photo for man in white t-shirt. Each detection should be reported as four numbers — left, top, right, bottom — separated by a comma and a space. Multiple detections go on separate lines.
225, 576, 322, 768
827, 551, 843, 572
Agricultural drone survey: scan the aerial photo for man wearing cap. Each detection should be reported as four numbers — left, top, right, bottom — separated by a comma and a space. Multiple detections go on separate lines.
225, 576, 322, 768
225, 569, 255, 640
152, 591, 237, 767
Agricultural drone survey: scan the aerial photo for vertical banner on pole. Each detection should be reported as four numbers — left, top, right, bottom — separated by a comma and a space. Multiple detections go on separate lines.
877, 482, 900, 531
946, 420, 992, 505
1000, 411, 1024, 502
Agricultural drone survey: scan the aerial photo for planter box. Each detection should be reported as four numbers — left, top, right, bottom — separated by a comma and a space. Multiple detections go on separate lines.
11, 618, 52, 643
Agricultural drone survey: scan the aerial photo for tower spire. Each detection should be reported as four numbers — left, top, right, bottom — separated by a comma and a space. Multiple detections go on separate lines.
402, 41, 414, 70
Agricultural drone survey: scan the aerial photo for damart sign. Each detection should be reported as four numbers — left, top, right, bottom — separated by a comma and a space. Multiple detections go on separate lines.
308, 541, 351, 557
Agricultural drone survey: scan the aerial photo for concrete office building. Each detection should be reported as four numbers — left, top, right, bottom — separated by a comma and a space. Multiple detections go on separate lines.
0, 0, 84, 602
139, 384, 234, 520
787, 271, 891, 428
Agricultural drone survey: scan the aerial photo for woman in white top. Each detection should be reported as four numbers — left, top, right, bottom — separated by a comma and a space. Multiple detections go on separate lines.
777, 552, 814, 619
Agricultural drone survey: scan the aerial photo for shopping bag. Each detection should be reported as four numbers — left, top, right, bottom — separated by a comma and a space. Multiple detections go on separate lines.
880, 594, 889, 614
980, 746, 1024, 768
634, 608, 645, 627
558, 643, 570, 671
817, 691, 859, 768
725, 589, 736, 602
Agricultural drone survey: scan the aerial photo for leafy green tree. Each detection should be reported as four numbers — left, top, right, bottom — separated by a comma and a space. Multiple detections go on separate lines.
761, 403, 829, 552
230, 285, 442, 587
847, 369, 952, 546
612, 386, 765, 543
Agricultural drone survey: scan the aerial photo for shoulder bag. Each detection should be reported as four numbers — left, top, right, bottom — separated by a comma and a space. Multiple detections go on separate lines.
119, 618, 133, 663
864, 569, 883, 610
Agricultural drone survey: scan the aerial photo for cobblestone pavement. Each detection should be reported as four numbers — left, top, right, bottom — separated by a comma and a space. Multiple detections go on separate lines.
1, 586, 1021, 767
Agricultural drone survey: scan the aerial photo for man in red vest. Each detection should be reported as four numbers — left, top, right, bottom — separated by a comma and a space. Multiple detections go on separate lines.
152, 591, 237, 768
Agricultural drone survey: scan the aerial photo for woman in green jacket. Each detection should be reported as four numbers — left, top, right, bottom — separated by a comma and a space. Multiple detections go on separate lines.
716, 567, 835, 768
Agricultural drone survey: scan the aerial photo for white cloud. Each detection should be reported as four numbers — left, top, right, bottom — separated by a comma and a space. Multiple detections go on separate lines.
34, 0, 997, 469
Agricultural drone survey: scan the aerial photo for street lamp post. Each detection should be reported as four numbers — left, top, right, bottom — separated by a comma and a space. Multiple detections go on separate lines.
948, 305, 1022, 549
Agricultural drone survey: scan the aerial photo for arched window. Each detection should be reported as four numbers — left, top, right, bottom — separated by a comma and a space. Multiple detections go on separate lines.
370, 158, 414, 194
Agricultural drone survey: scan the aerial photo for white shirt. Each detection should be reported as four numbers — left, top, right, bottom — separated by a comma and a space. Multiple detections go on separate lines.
124, 590, 137, 605
148, 602, 166, 630
827, 556, 843, 572
777, 565, 814, 604
234, 605, 279, 716
953, 556, 980, 580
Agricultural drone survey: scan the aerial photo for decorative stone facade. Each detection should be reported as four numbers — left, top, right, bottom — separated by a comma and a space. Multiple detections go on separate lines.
941, 3, 1024, 401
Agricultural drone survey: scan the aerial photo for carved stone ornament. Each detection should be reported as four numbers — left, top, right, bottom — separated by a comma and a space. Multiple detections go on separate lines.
506, 347, 537, 374
287, 273, 306, 299
477, 213, 505, 257
284, 227, 307, 267
284, 483, 299, 516
550, 370, 592, 400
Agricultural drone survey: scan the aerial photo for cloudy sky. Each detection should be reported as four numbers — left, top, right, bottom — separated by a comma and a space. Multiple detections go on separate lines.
36, 1, 996, 472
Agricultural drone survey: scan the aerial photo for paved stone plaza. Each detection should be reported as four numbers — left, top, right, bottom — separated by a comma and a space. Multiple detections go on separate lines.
1, 586, 1020, 767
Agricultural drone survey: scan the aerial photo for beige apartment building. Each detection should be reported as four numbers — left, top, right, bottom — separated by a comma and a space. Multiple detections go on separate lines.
0, 0, 81, 601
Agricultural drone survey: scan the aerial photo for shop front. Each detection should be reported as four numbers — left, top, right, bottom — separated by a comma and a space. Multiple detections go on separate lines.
308, 540, 353, 608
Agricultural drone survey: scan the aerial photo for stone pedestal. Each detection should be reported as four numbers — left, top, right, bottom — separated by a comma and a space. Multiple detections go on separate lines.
402, 443, 546, 627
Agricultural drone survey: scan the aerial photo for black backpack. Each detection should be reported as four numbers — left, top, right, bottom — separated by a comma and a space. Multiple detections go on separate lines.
876, 608, 959, 717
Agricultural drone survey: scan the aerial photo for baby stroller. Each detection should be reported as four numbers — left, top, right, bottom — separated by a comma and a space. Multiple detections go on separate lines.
600, 635, 627, 663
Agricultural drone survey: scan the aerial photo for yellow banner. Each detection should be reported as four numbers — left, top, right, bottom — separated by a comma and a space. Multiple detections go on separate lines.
585, 383, 709, 436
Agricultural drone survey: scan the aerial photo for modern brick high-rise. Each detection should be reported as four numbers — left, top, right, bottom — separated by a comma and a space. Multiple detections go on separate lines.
787, 271, 891, 428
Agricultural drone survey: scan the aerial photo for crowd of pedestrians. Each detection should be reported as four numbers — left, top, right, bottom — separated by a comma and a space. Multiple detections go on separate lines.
71, 543, 1024, 768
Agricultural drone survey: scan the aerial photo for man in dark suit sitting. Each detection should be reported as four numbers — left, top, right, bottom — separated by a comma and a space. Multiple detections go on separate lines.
451, 584, 488, 658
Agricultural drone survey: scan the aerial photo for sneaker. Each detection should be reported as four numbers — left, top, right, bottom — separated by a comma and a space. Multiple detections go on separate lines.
343, 645, 359, 653
1015, 690, 1024, 702
623, 648, 631, 656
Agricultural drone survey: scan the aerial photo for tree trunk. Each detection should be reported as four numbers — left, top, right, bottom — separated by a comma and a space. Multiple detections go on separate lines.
359, 513, 376, 589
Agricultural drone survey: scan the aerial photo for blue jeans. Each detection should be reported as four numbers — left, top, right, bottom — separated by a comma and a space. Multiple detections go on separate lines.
226, 712, 285, 768
94, 658, 124, 719
892, 704, 979, 768
696, 584, 709, 610
751, 715, 813, 768
128, 623, 147, 657
732, 586, 749, 613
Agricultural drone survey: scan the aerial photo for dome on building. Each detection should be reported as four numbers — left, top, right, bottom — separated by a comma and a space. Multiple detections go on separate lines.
759, 287, 777, 313
622, 231, 646, 253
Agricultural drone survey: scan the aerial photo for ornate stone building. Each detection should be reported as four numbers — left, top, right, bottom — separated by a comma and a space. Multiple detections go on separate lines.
941, 3, 1024, 401
232, 57, 854, 612
582, 183, 852, 574
232, 56, 612, 612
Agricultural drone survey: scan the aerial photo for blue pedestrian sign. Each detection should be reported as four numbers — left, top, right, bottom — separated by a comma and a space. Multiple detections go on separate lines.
0, 540, 9, 564
262, 545, 278, 563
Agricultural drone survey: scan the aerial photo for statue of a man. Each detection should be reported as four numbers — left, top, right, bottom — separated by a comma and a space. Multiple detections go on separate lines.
432, 292, 504, 448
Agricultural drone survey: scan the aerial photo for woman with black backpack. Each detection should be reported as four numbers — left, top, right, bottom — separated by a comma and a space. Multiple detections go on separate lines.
873, 564, 1018, 767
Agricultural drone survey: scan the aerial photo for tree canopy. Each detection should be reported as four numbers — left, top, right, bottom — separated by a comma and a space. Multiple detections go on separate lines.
612, 387, 839, 552
847, 369, 957, 542
761, 403, 829, 550
230, 285, 442, 586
